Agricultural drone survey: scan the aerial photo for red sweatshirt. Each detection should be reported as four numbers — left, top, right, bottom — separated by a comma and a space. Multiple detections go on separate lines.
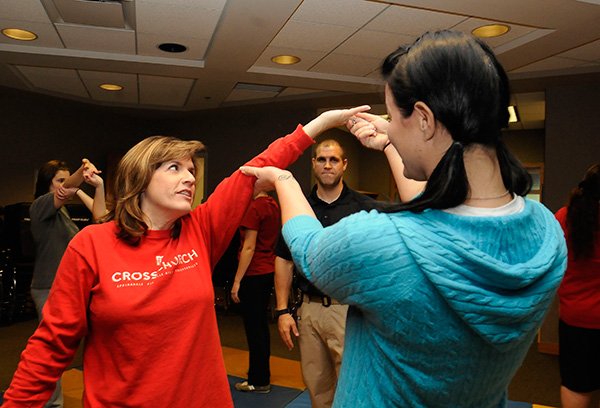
556, 206, 600, 329
2, 125, 313, 407
239, 195, 280, 276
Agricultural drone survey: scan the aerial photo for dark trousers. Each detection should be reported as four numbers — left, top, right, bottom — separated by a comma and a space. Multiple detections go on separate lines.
239, 272, 273, 386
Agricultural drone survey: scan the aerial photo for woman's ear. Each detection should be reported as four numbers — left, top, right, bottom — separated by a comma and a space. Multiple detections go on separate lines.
413, 101, 435, 140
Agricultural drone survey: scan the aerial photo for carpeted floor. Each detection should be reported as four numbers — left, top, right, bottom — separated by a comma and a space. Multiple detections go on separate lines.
29, 350, 557, 408
54, 346, 308, 408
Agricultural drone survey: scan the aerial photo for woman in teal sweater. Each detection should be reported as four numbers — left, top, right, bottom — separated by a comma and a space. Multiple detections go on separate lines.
241, 30, 566, 407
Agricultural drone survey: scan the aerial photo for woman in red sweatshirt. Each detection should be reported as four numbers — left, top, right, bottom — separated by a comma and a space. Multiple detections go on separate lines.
2, 106, 370, 408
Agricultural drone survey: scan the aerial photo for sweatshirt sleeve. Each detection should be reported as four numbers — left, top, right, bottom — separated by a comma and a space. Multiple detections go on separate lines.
29, 193, 58, 223
2, 244, 92, 407
282, 211, 404, 307
193, 125, 314, 268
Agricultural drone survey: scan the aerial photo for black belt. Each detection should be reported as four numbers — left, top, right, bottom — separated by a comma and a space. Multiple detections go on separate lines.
303, 293, 341, 307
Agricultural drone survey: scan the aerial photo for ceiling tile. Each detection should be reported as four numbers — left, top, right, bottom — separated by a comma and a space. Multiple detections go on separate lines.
254, 46, 328, 71
0, 0, 53, 23
334, 29, 414, 58
493, 28, 555, 55
16, 65, 88, 98
291, 0, 387, 27
364, 5, 466, 36
135, 0, 225, 38
55, 23, 135, 54
79, 70, 138, 104
511, 56, 590, 73
365, 68, 383, 80
558, 39, 600, 62
311, 53, 382, 77
136, 32, 209, 60
136, 35, 211, 62
270, 20, 357, 52
138, 74, 194, 107
451, 17, 539, 49
0, 19, 64, 48
225, 88, 279, 103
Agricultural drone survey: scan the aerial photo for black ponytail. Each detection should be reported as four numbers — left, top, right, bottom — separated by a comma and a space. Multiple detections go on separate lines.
380, 30, 532, 213
381, 142, 468, 213
496, 140, 532, 197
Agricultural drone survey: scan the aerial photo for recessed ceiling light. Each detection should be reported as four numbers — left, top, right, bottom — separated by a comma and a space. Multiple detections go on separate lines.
271, 55, 301, 65
158, 43, 187, 53
2, 28, 38, 41
99, 83, 124, 91
472, 24, 510, 38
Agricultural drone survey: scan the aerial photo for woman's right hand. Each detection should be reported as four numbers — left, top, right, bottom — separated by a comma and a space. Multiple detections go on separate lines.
347, 112, 391, 151
55, 185, 78, 201
230, 281, 241, 304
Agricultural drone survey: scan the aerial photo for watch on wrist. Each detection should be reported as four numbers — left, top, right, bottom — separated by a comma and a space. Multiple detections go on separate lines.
274, 308, 290, 318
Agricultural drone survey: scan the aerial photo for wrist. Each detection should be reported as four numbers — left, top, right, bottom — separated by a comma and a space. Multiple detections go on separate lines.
303, 116, 326, 138
383, 140, 392, 152
274, 308, 290, 318
275, 172, 294, 183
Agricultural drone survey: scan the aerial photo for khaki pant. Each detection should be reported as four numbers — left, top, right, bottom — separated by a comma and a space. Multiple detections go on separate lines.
298, 298, 348, 408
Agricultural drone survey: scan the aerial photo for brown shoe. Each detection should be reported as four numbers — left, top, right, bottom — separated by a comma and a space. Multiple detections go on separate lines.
234, 381, 271, 393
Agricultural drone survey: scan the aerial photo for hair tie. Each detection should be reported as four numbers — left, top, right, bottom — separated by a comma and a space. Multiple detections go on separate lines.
452, 140, 463, 149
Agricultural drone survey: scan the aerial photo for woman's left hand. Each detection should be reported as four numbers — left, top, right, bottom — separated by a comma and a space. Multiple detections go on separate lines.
84, 171, 104, 188
303, 105, 371, 138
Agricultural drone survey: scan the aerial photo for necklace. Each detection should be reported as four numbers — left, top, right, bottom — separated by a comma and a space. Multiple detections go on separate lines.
468, 190, 510, 200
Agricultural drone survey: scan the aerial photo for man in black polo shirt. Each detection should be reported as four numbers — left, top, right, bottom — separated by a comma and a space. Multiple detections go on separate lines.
274, 139, 376, 408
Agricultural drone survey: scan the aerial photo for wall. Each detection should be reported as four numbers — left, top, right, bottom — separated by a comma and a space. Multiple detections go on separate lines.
503, 129, 545, 164
0, 86, 387, 208
535, 83, 600, 352
0, 87, 158, 206
544, 84, 600, 212
0, 85, 556, 209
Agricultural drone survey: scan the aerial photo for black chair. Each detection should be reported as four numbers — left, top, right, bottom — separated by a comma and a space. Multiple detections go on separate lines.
2, 203, 35, 322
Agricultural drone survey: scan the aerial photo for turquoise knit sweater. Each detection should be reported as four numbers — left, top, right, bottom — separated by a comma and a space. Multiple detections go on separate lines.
283, 199, 566, 408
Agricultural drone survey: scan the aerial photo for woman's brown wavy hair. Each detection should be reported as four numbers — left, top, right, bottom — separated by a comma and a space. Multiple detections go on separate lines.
105, 136, 205, 245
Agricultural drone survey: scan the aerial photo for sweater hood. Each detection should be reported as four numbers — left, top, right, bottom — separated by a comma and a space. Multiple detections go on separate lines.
393, 200, 566, 351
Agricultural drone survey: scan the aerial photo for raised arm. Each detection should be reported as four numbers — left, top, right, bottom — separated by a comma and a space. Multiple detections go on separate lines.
83, 170, 107, 222
61, 159, 98, 189
349, 113, 425, 202
55, 159, 103, 210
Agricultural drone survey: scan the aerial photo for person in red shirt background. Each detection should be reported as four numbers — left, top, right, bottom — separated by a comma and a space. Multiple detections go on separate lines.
555, 163, 600, 408
230, 190, 280, 394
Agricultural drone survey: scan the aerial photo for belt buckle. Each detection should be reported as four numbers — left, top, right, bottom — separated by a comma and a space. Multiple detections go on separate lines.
321, 296, 332, 307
